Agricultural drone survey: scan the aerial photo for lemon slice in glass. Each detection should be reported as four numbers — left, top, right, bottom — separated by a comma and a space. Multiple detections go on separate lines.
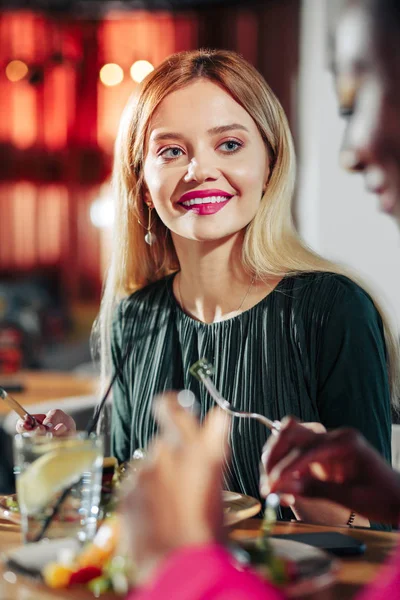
17, 446, 100, 514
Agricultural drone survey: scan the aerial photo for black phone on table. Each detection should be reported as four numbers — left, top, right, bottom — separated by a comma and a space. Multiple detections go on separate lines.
272, 531, 366, 556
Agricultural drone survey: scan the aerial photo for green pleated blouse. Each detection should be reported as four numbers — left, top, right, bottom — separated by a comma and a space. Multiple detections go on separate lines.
111, 272, 392, 524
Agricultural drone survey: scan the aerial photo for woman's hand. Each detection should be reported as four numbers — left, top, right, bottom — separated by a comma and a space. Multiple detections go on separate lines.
261, 417, 400, 525
120, 392, 230, 585
16, 410, 77, 436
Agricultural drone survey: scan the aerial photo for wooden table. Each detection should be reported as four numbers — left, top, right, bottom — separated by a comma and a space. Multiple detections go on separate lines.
231, 520, 399, 599
0, 519, 397, 599
0, 371, 98, 416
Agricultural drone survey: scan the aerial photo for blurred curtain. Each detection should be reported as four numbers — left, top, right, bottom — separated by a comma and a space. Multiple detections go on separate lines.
196, 0, 300, 127
0, 0, 299, 301
0, 12, 106, 299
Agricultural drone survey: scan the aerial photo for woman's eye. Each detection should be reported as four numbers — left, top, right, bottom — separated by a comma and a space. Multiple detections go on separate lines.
219, 140, 243, 153
160, 147, 184, 159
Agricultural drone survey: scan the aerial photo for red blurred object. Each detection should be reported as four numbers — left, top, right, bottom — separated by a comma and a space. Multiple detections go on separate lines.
69, 566, 102, 586
0, 4, 295, 302
0, 143, 110, 185
0, 327, 23, 374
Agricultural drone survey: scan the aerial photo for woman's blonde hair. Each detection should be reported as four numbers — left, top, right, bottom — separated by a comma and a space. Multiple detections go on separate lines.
93, 48, 399, 407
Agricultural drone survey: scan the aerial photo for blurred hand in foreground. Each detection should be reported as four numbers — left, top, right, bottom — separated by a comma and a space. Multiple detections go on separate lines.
261, 417, 400, 525
120, 392, 230, 585
16, 409, 77, 436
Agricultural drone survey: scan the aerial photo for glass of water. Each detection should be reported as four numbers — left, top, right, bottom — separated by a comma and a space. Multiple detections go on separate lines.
13, 431, 104, 544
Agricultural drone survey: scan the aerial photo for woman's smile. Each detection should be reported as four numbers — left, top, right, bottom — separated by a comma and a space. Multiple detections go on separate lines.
143, 79, 270, 243
178, 189, 234, 215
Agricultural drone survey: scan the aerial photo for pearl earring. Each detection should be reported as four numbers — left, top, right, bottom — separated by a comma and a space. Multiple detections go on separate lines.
144, 206, 157, 246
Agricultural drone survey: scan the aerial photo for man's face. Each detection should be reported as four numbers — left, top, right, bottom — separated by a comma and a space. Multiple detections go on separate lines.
335, 3, 400, 224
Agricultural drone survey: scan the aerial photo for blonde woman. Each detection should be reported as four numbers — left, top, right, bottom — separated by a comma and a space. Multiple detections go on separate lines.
19, 49, 397, 529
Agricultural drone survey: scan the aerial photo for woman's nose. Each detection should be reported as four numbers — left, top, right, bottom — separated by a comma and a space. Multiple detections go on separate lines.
184, 157, 219, 183
339, 109, 378, 174
339, 148, 366, 173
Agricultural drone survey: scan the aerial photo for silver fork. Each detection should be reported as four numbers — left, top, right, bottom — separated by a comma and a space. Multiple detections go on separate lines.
189, 358, 281, 433
190, 358, 283, 531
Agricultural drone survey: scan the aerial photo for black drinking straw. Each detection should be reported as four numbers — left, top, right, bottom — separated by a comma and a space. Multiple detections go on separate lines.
33, 347, 130, 542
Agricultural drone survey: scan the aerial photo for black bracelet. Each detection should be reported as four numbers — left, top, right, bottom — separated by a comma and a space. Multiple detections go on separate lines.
347, 511, 356, 527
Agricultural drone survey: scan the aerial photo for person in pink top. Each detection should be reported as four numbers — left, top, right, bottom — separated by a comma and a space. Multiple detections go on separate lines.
119, 0, 400, 598
121, 393, 284, 600
120, 392, 400, 600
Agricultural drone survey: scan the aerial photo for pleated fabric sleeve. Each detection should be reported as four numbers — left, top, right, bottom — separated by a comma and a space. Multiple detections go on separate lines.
315, 276, 391, 465
111, 301, 132, 463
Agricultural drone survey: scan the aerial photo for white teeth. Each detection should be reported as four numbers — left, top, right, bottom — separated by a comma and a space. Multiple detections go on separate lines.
181, 196, 230, 207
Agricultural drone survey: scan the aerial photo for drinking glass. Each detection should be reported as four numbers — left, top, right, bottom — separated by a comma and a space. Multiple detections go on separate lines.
13, 431, 104, 544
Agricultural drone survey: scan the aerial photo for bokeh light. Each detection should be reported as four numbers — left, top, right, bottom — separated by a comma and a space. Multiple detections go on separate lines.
99, 63, 124, 87
130, 60, 154, 83
90, 193, 115, 229
5, 60, 28, 82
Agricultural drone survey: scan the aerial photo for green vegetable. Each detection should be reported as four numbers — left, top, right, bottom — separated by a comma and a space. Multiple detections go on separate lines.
256, 495, 279, 557
87, 575, 111, 596
5, 497, 19, 512
265, 555, 289, 585
104, 555, 131, 594
189, 358, 214, 380
243, 495, 291, 586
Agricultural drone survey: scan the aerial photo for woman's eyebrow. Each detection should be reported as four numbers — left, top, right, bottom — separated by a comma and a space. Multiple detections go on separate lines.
150, 123, 249, 145
151, 131, 185, 144
207, 123, 249, 135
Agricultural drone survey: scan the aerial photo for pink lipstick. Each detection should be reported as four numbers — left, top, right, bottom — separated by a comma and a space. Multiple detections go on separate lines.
178, 189, 233, 216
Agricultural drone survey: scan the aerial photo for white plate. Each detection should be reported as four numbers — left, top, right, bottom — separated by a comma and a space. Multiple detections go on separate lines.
0, 491, 262, 529
3, 535, 337, 598
222, 491, 262, 526
239, 537, 338, 598
2, 538, 80, 579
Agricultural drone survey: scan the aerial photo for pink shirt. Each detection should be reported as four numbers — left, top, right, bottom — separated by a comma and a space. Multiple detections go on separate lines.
130, 544, 284, 600
355, 537, 400, 600
128, 540, 400, 600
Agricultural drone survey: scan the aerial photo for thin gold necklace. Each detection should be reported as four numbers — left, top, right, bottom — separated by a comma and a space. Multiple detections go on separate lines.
178, 274, 256, 317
